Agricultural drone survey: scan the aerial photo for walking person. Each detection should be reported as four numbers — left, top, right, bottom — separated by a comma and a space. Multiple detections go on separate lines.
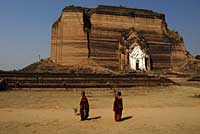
113, 91, 123, 121
80, 91, 89, 120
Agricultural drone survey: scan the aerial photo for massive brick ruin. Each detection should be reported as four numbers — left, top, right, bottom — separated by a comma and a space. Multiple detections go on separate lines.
50, 5, 188, 72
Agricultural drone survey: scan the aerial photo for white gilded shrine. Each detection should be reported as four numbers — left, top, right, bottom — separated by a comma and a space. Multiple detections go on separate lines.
129, 44, 146, 71
119, 28, 150, 71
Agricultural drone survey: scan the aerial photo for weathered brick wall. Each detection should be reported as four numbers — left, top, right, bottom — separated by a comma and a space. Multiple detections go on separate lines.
50, 5, 188, 71
91, 14, 171, 69
171, 43, 187, 66
51, 12, 88, 66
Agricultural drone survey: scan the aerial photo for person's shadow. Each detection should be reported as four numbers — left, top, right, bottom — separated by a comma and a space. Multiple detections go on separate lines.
120, 116, 133, 121
86, 116, 102, 120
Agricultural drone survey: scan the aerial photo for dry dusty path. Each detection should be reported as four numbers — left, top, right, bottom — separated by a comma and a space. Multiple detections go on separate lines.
0, 86, 200, 134
0, 107, 200, 134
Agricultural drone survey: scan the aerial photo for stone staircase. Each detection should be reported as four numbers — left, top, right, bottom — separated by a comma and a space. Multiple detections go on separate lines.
0, 72, 175, 89
161, 73, 200, 87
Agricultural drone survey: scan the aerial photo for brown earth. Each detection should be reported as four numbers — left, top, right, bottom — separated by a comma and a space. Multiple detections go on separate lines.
0, 86, 200, 134
173, 58, 200, 74
19, 58, 115, 74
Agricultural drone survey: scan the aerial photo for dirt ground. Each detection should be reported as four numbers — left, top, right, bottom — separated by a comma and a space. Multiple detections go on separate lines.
0, 86, 200, 134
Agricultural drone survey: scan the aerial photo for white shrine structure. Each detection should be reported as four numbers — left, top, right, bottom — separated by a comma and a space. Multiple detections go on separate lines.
129, 44, 146, 71
119, 28, 151, 72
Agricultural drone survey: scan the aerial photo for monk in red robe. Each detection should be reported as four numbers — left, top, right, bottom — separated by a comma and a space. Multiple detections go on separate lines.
80, 91, 89, 120
113, 91, 123, 121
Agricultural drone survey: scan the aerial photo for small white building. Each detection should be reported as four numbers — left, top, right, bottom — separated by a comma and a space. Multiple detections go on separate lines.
119, 28, 150, 72
129, 45, 146, 71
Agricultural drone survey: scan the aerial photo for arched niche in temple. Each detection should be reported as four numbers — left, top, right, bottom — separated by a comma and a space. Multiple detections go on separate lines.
119, 28, 151, 72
